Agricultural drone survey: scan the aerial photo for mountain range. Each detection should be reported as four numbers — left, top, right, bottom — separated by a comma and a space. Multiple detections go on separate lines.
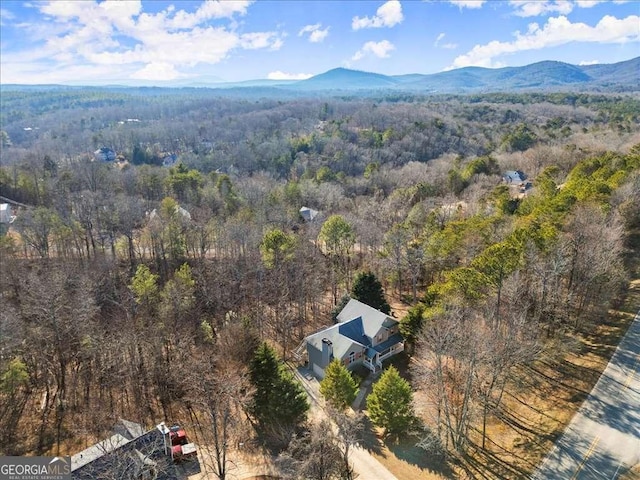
2, 57, 637, 94
289, 57, 639, 92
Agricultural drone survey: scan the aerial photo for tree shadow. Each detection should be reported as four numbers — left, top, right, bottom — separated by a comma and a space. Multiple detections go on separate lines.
357, 414, 384, 457
524, 363, 591, 399
462, 445, 532, 480
171, 457, 202, 478
368, 416, 458, 478
384, 433, 456, 479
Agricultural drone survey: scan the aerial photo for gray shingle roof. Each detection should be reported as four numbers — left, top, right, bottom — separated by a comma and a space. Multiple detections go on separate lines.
306, 299, 401, 369
336, 299, 394, 339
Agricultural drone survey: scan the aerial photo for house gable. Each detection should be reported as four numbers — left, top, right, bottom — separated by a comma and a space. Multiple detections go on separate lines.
337, 299, 399, 347
503, 170, 527, 184
306, 322, 367, 370
338, 316, 370, 346
305, 299, 404, 377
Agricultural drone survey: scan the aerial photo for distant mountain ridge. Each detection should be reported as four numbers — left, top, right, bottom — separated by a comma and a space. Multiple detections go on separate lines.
291, 57, 639, 92
299, 67, 400, 89
1, 57, 637, 94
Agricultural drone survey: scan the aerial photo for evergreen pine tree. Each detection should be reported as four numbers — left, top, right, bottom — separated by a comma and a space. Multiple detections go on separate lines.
249, 342, 281, 423
366, 366, 414, 436
351, 271, 391, 314
320, 359, 359, 409
399, 303, 426, 344
249, 342, 309, 438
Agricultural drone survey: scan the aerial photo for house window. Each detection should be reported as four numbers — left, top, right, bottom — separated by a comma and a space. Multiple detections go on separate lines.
349, 351, 355, 364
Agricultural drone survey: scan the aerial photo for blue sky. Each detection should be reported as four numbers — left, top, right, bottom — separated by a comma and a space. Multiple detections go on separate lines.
0, 0, 638, 85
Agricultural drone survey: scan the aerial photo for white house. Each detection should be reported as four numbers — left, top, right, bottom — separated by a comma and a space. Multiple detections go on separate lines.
0, 204, 15, 224
304, 299, 404, 379
502, 170, 527, 184
299, 206, 319, 222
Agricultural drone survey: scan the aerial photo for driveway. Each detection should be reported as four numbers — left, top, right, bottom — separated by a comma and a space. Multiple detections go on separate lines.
533, 310, 640, 479
294, 366, 399, 480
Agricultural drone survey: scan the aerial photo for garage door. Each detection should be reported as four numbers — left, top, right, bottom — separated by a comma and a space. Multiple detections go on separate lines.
312, 363, 325, 379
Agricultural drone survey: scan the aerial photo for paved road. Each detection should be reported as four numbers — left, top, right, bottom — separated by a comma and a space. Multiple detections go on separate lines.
293, 366, 399, 480
533, 311, 640, 480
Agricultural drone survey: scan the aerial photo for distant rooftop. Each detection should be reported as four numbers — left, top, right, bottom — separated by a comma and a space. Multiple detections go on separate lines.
71, 433, 131, 471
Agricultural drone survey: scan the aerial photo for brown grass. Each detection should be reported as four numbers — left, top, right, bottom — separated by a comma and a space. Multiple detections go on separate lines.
370, 278, 640, 479
359, 420, 453, 480
620, 463, 640, 480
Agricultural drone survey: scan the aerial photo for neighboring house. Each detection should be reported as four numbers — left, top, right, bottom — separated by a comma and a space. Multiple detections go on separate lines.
72, 419, 163, 479
148, 205, 191, 224
71, 419, 197, 480
162, 154, 178, 168
0, 203, 16, 224
502, 170, 527, 184
305, 299, 404, 379
299, 206, 319, 222
94, 147, 117, 162
0, 203, 16, 235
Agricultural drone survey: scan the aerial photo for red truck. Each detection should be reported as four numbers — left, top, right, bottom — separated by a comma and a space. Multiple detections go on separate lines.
169, 425, 197, 462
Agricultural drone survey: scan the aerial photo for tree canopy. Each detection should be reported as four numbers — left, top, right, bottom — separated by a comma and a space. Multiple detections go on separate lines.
366, 366, 414, 436
351, 271, 391, 314
249, 343, 309, 441
319, 359, 359, 410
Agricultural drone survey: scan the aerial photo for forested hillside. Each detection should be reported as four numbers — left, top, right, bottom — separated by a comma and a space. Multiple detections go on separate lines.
0, 87, 638, 479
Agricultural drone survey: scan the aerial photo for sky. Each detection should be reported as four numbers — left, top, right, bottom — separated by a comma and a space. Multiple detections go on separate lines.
0, 0, 638, 85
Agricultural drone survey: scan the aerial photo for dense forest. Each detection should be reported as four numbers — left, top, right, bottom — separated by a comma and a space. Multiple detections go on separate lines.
0, 86, 639, 479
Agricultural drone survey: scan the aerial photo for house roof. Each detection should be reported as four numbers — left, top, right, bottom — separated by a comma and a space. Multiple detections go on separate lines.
337, 299, 395, 339
71, 422, 181, 480
307, 299, 399, 361
300, 206, 319, 221
306, 324, 364, 362
338, 316, 370, 347
71, 433, 131, 471
148, 205, 191, 223
114, 418, 146, 440
373, 333, 404, 353
503, 170, 526, 182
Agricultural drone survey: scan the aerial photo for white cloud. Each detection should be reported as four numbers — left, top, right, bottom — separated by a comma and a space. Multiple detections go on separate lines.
509, 1, 573, 17
168, 0, 251, 29
267, 71, 313, 80
0, 60, 137, 85
575, 1, 603, 7
434, 32, 458, 49
352, 40, 395, 61
131, 62, 185, 81
240, 31, 284, 50
299, 23, 318, 34
578, 59, 600, 65
510, 0, 625, 17
270, 37, 284, 50
0, 8, 16, 25
352, 1, 403, 30
6, 0, 286, 83
450, 14, 639, 69
298, 23, 330, 42
449, 1, 487, 9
